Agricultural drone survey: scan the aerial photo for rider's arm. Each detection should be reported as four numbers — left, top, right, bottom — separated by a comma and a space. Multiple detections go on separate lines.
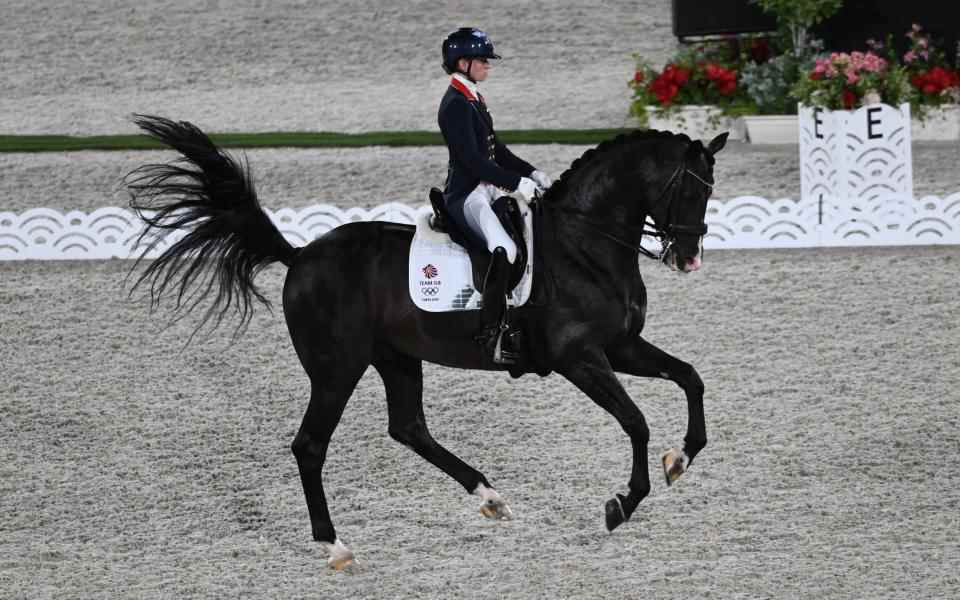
440, 98, 522, 191
494, 141, 535, 178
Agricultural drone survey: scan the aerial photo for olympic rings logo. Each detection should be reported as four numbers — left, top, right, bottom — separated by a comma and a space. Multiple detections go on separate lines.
421, 287, 439, 296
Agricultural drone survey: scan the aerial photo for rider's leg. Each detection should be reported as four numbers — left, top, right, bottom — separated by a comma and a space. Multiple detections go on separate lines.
477, 245, 509, 339
462, 184, 516, 362
462, 184, 517, 264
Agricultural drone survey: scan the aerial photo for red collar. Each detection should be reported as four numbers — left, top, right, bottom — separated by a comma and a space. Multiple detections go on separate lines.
450, 77, 480, 103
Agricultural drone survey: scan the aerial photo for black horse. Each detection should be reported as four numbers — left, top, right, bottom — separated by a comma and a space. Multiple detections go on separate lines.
126, 115, 727, 569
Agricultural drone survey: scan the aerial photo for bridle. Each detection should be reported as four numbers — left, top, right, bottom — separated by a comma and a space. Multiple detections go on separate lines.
545, 160, 713, 262
639, 162, 714, 261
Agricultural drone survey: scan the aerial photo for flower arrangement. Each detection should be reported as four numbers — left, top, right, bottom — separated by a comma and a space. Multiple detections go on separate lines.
791, 50, 911, 110
629, 45, 746, 126
901, 24, 960, 106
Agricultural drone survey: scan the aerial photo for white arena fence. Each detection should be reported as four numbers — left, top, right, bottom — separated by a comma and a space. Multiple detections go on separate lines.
1, 194, 959, 261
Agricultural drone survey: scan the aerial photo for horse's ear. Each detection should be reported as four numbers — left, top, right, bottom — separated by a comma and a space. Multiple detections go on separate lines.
707, 132, 729, 155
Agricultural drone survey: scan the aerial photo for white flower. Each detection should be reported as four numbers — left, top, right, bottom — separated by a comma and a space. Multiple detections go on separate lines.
862, 90, 882, 106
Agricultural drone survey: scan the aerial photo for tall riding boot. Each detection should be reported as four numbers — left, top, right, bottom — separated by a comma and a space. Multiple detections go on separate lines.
475, 246, 514, 364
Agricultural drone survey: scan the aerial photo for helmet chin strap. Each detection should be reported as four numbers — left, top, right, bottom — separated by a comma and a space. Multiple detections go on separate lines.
461, 58, 477, 83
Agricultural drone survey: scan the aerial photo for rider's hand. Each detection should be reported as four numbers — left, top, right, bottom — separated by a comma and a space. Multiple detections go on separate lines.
514, 177, 538, 201
530, 170, 552, 189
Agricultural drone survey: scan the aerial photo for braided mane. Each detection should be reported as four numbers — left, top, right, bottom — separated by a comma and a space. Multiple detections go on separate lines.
540, 129, 691, 203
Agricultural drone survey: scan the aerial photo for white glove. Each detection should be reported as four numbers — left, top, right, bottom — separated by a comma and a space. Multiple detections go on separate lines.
530, 170, 552, 189
514, 177, 538, 202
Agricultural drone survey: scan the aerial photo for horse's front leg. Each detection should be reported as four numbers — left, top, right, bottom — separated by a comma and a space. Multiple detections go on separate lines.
557, 349, 651, 532
606, 336, 706, 485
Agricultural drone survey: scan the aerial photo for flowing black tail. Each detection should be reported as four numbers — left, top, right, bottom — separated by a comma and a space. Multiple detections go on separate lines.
126, 114, 298, 335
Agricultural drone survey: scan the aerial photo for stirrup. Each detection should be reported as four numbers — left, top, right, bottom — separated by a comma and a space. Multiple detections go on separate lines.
475, 323, 517, 365
491, 326, 518, 365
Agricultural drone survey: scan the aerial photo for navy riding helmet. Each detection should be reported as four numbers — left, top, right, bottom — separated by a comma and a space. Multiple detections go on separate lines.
441, 27, 501, 75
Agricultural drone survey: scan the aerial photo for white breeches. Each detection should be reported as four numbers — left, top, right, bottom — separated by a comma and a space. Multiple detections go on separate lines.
462, 182, 518, 264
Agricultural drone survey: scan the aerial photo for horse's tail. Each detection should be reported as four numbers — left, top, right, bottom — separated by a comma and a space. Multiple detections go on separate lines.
125, 114, 298, 335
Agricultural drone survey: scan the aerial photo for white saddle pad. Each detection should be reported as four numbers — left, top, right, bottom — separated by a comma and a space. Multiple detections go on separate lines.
408, 202, 534, 312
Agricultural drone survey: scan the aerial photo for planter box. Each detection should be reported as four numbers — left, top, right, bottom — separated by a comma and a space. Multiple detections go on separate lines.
798, 102, 913, 206
912, 105, 960, 141
742, 115, 799, 144
644, 105, 744, 141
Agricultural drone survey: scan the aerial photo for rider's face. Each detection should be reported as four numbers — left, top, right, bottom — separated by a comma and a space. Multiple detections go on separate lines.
459, 57, 490, 81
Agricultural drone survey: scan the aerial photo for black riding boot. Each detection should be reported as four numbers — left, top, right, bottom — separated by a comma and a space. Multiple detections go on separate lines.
475, 246, 515, 364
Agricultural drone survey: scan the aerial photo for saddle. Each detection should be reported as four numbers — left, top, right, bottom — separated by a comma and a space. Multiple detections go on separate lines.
408, 189, 534, 313
428, 188, 528, 293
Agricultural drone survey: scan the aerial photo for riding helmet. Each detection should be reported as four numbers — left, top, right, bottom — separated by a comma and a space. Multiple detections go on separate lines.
441, 27, 501, 74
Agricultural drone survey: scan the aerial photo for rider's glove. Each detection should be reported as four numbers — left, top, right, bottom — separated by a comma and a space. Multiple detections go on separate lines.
514, 177, 539, 201
530, 170, 552, 189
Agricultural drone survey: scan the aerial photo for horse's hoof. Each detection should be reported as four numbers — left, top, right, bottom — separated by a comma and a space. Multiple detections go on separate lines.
322, 539, 356, 571
480, 497, 514, 521
604, 494, 627, 532
475, 483, 514, 521
661, 448, 688, 486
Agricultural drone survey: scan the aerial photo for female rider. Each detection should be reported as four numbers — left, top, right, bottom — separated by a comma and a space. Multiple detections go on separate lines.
438, 27, 552, 363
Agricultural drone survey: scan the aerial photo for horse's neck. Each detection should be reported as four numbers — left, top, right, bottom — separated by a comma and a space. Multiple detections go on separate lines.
543, 184, 648, 279
558, 167, 651, 231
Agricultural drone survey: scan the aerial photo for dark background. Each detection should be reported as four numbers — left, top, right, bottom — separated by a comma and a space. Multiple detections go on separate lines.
672, 0, 958, 66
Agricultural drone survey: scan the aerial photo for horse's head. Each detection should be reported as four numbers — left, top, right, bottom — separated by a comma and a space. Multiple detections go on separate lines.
543, 130, 727, 273
651, 132, 727, 273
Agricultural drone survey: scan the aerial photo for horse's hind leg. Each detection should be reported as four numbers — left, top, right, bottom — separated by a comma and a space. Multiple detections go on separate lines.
373, 347, 512, 520
290, 354, 369, 570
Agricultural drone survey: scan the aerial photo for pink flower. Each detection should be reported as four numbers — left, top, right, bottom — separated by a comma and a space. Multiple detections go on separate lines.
904, 51, 917, 63
846, 70, 859, 84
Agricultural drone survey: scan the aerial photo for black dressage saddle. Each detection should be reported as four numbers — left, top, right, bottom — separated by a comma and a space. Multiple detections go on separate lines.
427, 187, 529, 295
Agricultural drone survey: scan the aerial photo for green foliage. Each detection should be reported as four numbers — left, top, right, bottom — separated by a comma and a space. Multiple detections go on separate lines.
751, 0, 843, 30
0, 129, 634, 153
751, 0, 843, 55
741, 52, 815, 114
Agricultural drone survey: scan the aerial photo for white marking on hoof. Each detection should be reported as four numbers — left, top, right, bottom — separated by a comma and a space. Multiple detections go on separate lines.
661, 448, 689, 486
321, 538, 356, 571
474, 483, 514, 520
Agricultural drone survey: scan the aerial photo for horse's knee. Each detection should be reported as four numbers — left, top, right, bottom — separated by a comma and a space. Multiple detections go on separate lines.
291, 430, 329, 465
622, 412, 650, 444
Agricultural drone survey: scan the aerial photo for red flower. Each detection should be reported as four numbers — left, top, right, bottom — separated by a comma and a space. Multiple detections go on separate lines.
634, 70, 644, 83
842, 88, 857, 109
912, 66, 960, 95
810, 71, 824, 81
650, 74, 679, 104
663, 64, 690, 85
704, 63, 738, 96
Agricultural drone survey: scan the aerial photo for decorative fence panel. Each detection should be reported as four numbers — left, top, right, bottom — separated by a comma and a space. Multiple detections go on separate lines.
799, 103, 914, 206
1, 195, 959, 261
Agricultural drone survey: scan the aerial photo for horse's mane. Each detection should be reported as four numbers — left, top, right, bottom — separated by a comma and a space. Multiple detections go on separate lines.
541, 129, 692, 203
